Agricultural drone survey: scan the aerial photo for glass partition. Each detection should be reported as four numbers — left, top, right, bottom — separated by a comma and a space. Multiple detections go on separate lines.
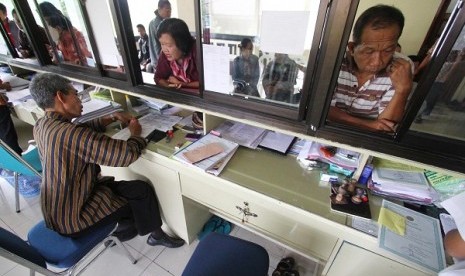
36, 0, 96, 67
7, 0, 53, 64
127, 0, 199, 94
83, 1, 125, 74
324, 0, 450, 135
409, 25, 465, 141
0, 0, 18, 57
0, 29, 12, 57
200, 0, 319, 106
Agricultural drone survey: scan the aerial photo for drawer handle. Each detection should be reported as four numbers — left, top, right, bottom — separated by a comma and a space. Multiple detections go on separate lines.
236, 202, 258, 223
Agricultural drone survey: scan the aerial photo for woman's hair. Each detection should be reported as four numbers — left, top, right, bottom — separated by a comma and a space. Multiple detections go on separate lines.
29, 73, 72, 109
38, 1, 73, 31
157, 18, 194, 55
239, 38, 253, 49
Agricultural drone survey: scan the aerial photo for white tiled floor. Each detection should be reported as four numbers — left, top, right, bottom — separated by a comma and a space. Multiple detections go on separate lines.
1, 118, 321, 276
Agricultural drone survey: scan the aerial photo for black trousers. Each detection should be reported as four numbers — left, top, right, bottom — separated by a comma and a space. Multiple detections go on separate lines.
0, 105, 22, 155
68, 179, 163, 238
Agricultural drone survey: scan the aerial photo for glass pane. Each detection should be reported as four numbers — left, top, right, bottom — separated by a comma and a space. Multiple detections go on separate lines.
200, 0, 318, 106
127, 0, 199, 94
325, 0, 448, 134
10, 0, 52, 62
84, 1, 125, 73
0, 30, 12, 56
0, 0, 18, 56
410, 25, 465, 141
37, 0, 96, 67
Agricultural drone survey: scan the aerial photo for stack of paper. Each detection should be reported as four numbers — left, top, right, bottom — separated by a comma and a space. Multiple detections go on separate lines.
369, 167, 437, 204
112, 112, 182, 140
3, 88, 33, 104
137, 98, 169, 111
172, 133, 238, 176
378, 200, 445, 273
1, 75, 30, 90
73, 99, 123, 124
211, 120, 266, 149
297, 141, 360, 175
425, 170, 465, 201
258, 131, 295, 154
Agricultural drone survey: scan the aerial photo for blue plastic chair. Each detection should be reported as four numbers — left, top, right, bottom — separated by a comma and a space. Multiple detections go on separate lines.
0, 140, 42, 212
182, 232, 269, 276
0, 220, 137, 276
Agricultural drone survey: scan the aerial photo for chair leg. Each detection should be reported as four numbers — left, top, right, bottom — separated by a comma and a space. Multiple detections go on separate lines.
14, 172, 20, 213
111, 238, 138, 264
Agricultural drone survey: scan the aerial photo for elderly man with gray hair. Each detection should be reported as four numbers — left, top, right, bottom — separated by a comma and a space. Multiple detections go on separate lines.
29, 73, 184, 248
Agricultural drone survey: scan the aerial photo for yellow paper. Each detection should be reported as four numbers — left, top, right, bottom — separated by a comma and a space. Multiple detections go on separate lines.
378, 207, 406, 236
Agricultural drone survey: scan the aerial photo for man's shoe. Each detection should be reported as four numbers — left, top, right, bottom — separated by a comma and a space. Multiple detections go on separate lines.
147, 233, 185, 248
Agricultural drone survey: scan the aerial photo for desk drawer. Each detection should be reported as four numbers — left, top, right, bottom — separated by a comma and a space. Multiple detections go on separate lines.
180, 172, 338, 261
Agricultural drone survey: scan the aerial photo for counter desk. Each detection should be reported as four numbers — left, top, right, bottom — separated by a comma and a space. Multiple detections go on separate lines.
101, 129, 434, 276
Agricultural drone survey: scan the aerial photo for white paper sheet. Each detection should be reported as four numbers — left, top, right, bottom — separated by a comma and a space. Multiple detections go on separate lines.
4, 88, 33, 103
439, 213, 457, 235
203, 44, 231, 94
112, 113, 182, 141
378, 200, 446, 272
441, 191, 465, 239
258, 131, 295, 154
212, 120, 267, 149
351, 217, 379, 237
260, 11, 310, 55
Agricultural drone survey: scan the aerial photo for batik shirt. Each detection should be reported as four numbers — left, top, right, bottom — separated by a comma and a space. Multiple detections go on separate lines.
34, 112, 146, 234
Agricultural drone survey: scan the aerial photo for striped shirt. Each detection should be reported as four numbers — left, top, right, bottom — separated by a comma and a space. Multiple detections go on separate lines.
33, 112, 147, 234
331, 56, 394, 119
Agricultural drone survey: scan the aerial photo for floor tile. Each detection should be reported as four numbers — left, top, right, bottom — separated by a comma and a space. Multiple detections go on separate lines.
2, 264, 46, 276
80, 244, 151, 276
140, 262, 174, 276
0, 256, 18, 276
153, 240, 199, 276
124, 234, 166, 261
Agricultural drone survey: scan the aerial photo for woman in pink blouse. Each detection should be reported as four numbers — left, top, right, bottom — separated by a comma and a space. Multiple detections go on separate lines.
154, 18, 199, 91
39, 2, 92, 66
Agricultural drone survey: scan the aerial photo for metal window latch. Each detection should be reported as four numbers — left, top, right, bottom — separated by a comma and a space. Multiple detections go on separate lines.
236, 202, 258, 223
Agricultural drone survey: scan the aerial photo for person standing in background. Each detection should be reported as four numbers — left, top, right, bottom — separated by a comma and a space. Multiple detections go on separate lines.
232, 38, 260, 97
147, 0, 171, 73
0, 3, 19, 48
136, 24, 150, 71
38, 1, 93, 66
12, 9, 49, 59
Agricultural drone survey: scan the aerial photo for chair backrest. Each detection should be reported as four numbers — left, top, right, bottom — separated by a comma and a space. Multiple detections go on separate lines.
182, 233, 269, 276
0, 140, 41, 176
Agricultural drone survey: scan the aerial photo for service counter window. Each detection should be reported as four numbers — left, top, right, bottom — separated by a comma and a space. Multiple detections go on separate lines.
11, 0, 52, 65
323, 0, 451, 137
126, 0, 199, 94
0, 26, 12, 58
200, 0, 320, 113
0, 0, 19, 59
408, 24, 465, 141
81, 1, 126, 79
34, 0, 96, 68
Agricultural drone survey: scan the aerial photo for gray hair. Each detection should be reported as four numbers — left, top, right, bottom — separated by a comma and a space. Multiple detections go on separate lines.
29, 73, 72, 109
